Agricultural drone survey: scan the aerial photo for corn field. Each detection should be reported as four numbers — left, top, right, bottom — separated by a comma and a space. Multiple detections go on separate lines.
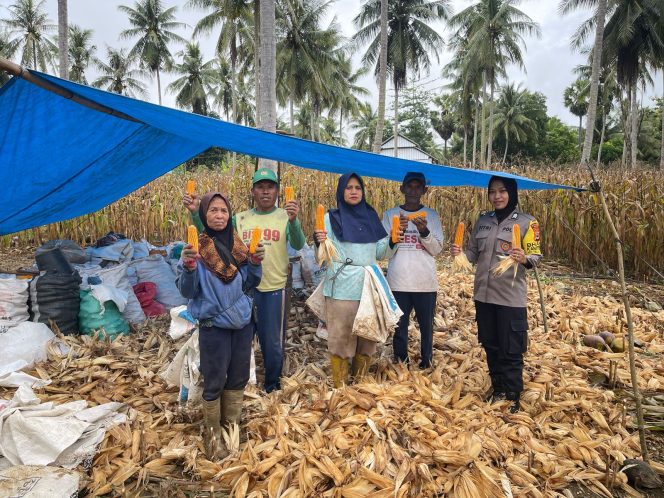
4, 163, 663, 279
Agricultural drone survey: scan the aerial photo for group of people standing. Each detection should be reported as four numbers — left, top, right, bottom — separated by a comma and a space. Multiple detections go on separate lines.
177, 168, 542, 459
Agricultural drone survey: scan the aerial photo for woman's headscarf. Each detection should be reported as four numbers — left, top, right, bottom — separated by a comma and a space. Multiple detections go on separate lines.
197, 192, 249, 283
488, 176, 519, 223
328, 173, 388, 243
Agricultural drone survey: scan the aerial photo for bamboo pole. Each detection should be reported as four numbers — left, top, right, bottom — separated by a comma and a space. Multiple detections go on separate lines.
0, 56, 139, 123
590, 179, 649, 462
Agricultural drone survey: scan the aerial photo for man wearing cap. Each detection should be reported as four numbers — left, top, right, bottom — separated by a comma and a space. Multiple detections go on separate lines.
184, 168, 306, 393
382, 172, 444, 369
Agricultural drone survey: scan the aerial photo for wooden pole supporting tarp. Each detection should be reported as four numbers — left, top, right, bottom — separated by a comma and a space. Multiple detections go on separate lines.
0, 56, 139, 123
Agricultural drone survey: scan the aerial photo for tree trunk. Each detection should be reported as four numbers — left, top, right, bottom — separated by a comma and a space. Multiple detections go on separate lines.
32, 39, 37, 70
371, 0, 388, 153
393, 80, 399, 158
630, 83, 638, 169
660, 71, 664, 170
444, 139, 447, 155
578, 115, 582, 150
58, 0, 68, 79
480, 73, 487, 168
486, 76, 495, 167
339, 110, 343, 144
502, 132, 509, 165
254, 0, 261, 127
289, 98, 294, 134
463, 126, 467, 166
231, 34, 238, 123
596, 110, 607, 167
581, 0, 607, 163
259, 0, 277, 171
472, 95, 479, 168
156, 67, 162, 106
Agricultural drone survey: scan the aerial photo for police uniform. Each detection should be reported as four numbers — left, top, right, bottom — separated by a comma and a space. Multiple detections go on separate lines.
465, 209, 542, 406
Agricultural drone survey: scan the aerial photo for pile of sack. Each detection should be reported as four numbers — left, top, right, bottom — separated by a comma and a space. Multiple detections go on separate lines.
1, 233, 190, 340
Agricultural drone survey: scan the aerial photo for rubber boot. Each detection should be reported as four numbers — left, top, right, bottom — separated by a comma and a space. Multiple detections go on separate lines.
201, 398, 221, 459
330, 354, 349, 388
351, 353, 371, 381
221, 389, 245, 445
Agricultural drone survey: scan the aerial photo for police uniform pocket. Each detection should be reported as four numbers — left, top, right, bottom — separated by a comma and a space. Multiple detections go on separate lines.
509, 319, 528, 354
475, 231, 489, 252
496, 230, 513, 254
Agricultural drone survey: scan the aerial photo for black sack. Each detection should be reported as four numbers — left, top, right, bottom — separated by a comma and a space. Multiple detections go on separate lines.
29, 270, 82, 335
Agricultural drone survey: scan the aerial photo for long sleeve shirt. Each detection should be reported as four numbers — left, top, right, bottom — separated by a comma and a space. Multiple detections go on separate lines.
321, 213, 396, 301
466, 209, 542, 308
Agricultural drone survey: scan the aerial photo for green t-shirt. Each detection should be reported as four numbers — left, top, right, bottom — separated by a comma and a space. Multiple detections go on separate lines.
191, 207, 305, 291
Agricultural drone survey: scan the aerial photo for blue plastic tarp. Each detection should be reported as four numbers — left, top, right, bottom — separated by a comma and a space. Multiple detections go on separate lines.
0, 71, 581, 235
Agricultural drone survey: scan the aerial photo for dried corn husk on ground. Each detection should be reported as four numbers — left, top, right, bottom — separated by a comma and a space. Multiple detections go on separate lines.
453, 252, 473, 273
316, 238, 338, 267
1, 261, 662, 497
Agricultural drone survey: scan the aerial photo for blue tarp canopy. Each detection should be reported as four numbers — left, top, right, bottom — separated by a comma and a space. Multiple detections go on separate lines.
0, 70, 581, 235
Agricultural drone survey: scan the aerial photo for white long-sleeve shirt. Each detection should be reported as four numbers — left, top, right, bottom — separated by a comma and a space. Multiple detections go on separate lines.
382, 206, 444, 292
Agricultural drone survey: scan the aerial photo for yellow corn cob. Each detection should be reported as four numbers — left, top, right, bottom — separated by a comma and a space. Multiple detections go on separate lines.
391, 215, 400, 244
187, 225, 198, 252
249, 227, 261, 254
512, 223, 521, 249
454, 222, 465, 247
406, 211, 427, 220
186, 180, 195, 195
315, 204, 326, 231
284, 186, 294, 203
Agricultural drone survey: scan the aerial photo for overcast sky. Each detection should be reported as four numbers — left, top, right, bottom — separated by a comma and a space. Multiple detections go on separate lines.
2, 0, 662, 130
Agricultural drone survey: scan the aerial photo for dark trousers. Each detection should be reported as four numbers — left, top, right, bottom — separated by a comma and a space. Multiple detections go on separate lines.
254, 289, 287, 393
199, 322, 254, 401
474, 300, 528, 394
393, 291, 437, 368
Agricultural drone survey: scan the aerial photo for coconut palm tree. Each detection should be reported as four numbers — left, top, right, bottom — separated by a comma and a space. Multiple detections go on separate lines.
491, 82, 537, 164
2, 0, 57, 71
328, 56, 369, 144
119, 0, 187, 105
67, 25, 96, 84
564, 78, 590, 149
92, 47, 148, 98
167, 42, 217, 115
187, 0, 253, 123
372, 0, 388, 153
276, 0, 345, 137
354, 0, 451, 157
57, 0, 67, 78
449, 0, 540, 167
603, 0, 663, 168
352, 102, 378, 150
259, 0, 277, 170
560, 0, 609, 164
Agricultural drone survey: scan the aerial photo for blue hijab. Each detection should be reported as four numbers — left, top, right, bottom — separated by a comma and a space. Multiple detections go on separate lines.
328, 173, 388, 243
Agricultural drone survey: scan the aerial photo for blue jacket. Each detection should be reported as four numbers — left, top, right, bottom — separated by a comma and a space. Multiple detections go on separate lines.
176, 260, 262, 330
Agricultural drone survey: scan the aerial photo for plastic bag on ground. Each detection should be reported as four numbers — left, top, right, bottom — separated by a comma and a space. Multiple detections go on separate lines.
0, 466, 79, 498
87, 239, 134, 265
0, 275, 29, 332
35, 240, 88, 265
161, 330, 202, 405
0, 385, 126, 468
168, 305, 197, 340
133, 282, 167, 317
78, 290, 129, 340
29, 270, 81, 335
131, 255, 186, 309
76, 263, 146, 323
0, 322, 55, 370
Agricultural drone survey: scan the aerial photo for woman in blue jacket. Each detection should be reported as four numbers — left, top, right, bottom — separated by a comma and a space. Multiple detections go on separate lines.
178, 192, 264, 459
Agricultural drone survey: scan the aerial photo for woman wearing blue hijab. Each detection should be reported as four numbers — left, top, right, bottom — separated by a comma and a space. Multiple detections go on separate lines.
314, 173, 403, 388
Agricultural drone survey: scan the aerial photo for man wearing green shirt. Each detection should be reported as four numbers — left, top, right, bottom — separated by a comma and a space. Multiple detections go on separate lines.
184, 168, 305, 392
